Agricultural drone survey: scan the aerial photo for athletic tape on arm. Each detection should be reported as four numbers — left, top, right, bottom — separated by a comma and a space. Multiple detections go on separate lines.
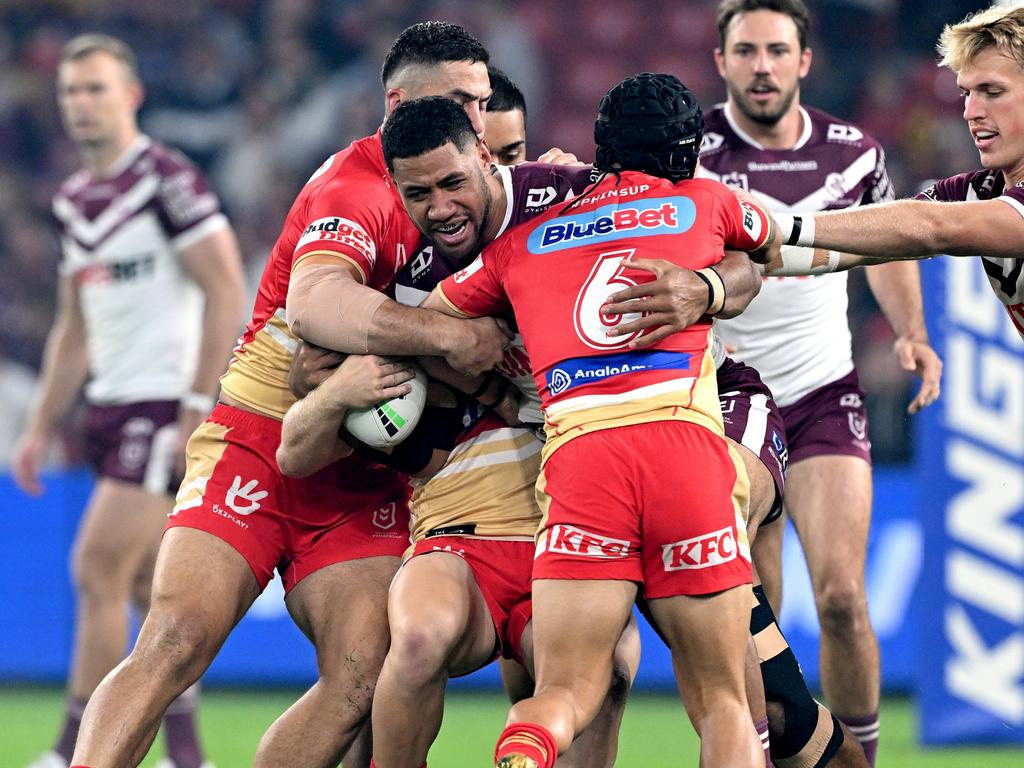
286, 264, 387, 354
759, 245, 841, 277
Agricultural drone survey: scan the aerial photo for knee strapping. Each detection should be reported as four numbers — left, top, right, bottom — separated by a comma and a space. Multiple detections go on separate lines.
751, 585, 844, 766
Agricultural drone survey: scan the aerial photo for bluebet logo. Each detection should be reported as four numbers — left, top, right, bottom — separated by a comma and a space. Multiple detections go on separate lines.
545, 350, 691, 396
527, 196, 696, 253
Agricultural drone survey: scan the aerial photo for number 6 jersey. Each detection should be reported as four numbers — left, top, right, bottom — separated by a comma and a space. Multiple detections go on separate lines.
438, 170, 772, 462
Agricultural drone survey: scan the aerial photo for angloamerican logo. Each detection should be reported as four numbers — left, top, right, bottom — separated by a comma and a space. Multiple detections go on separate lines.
545, 350, 692, 396
527, 196, 696, 254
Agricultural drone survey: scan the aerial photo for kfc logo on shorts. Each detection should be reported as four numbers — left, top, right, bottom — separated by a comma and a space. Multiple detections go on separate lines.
544, 524, 630, 559
372, 502, 398, 530
295, 216, 376, 265
663, 526, 738, 571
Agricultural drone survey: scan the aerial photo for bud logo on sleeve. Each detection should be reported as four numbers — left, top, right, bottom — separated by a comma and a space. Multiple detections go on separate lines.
295, 216, 376, 265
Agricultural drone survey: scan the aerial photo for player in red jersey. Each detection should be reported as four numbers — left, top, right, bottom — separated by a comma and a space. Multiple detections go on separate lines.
423, 73, 773, 768
71, 23, 509, 768
750, 5, 1024, 344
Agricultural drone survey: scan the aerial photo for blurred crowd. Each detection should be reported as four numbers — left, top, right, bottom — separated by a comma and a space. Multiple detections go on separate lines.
0, 0, 990, 464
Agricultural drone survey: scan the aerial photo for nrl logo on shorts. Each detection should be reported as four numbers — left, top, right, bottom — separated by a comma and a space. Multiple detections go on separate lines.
373, 502, 398, 530
848, 413, 868, 441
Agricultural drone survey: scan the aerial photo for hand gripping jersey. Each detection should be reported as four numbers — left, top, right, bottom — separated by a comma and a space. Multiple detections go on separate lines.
916, 171, 1024, 340
53, 135, 229, 404
220, 131, 423, 418
394, 162, 592, 540
699, 104, 894, 406
438, 170, 772, 463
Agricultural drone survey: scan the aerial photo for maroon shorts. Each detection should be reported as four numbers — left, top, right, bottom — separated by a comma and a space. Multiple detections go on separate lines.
407, 535, 534, 667
779, 369, 872, 465
84, 400, 181, 495
717, 358, 788, 524
167, 404, 411, 592
534, 421, 752, 599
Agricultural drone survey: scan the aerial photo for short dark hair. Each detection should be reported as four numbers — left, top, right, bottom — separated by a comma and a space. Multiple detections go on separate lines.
716, 0, 811, 50
381, 22, 489, 87
382, 96, 479, 172
486, 66, 527, 119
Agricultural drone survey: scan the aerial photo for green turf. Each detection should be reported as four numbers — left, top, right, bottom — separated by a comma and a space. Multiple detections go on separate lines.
2, 686, 1021, 766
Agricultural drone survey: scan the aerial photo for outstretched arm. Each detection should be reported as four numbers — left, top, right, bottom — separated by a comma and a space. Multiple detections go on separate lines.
777, 197, 1024, 260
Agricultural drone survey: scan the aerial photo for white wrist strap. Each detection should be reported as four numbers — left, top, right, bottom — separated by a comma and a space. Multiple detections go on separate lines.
774, 213, 817, 247
182, 391, 216, 413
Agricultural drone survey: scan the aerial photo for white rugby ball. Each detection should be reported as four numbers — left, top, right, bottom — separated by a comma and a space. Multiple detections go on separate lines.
342, 363, 427, 449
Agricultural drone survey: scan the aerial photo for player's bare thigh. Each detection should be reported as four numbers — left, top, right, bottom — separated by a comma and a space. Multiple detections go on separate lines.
785, 455, 872, 586
72, 478, 170, 591
284, 556, 398, 672
385, 550, 498, 676
726, 437, 776, 543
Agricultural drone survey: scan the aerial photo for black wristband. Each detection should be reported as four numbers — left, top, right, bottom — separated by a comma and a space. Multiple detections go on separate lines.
467, 370, 496, 399
692, 269, 715, 312
785, 215, 803, 246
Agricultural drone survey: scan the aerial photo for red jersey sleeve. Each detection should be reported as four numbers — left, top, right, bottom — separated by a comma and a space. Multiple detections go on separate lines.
436, 238, 512, 317
708, 181, 772, 253
290, 167, 391, 283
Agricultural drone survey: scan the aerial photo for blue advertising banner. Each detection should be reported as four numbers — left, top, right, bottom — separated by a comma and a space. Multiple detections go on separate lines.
917, 256, 1024, 745
0, 469, 923, 692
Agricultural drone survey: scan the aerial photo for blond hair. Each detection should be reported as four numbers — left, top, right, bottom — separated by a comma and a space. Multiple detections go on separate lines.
60, 33, 139, 81
938, 5, 1024, 73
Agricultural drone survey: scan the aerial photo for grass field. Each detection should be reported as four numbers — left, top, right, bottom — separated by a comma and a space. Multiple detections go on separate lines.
2, 687, 1022, 767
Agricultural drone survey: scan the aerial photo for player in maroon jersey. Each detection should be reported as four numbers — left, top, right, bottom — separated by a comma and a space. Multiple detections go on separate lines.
753, 5, 1024, 343
15, 34, 246, 768
421, 73, 773, 768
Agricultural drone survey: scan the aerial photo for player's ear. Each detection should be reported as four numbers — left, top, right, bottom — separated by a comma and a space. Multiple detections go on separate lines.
799, 47, 812, 79
477, 137, 492, 167
714, 48, 727, 78
385, 88, 404, 117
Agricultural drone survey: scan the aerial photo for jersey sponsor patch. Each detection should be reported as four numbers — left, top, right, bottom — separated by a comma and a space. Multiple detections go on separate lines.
295, 216, 376, 264
662, 525, 738, 571
545, 349, 692, 396
527, 197, 696, 254
739, 200, 766, 244
453, 254, 484, 283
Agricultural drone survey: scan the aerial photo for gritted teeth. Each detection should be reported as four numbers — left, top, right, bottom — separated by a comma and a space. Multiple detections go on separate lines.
436, 220, 467, 234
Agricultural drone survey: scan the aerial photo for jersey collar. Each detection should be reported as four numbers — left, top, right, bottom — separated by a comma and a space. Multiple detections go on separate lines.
724, 104, 812, 152
96, 134, 152, 180
492, 163, 515, 238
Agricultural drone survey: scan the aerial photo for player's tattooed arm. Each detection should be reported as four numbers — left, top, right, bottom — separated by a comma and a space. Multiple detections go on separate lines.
277, 353, 415, 477
599, 250, 761, 348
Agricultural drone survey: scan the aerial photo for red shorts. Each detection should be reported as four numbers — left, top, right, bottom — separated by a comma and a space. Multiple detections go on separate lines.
406, 535, 534, 667
168, 404, 411, 592
534, 421, 752, 599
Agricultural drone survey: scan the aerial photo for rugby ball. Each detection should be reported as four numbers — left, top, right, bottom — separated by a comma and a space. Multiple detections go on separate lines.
342, 363, 427, 449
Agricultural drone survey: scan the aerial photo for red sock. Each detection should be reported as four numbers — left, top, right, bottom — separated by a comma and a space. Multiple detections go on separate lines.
494, 722, 557, 768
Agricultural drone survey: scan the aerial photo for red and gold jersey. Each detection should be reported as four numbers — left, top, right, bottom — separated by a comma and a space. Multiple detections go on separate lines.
438, 171, 771, 461
220, 132, 423, 418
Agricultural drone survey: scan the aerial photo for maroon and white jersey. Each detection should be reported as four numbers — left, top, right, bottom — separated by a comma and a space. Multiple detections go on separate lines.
393, 161, 592, 422
698, 104, 894, 406
53, 136, 228, 404
916, 171, 1024, 340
